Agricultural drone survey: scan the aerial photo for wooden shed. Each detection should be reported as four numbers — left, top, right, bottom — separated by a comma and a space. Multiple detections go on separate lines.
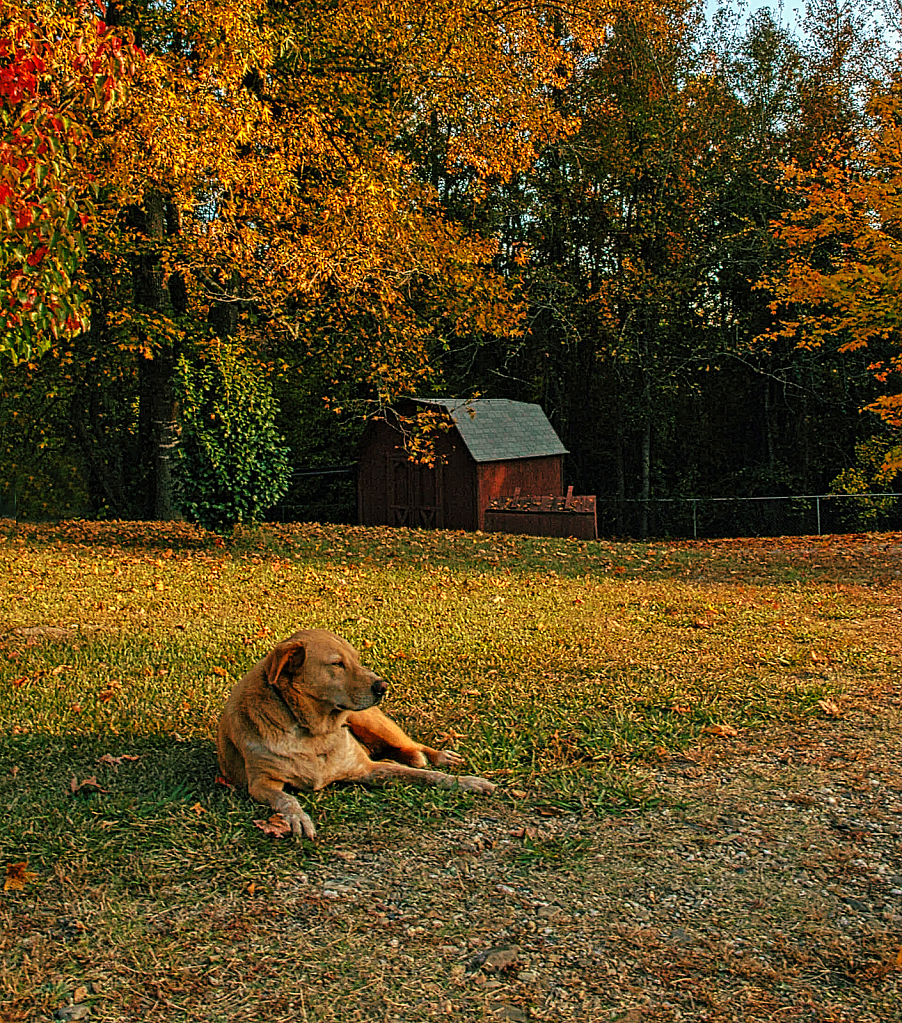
357, 398, 568, 531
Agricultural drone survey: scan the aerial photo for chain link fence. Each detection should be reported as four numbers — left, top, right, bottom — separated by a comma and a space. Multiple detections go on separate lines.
595, 493, 902, 539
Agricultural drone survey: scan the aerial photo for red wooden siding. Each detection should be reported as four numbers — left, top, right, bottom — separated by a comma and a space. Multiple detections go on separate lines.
474, 457, 564, 530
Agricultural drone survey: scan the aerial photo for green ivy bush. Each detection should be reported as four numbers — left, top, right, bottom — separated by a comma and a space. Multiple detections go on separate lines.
175, 343, 290, 531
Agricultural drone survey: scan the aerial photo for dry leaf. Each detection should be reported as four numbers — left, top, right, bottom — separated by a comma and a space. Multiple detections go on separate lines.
215, 774, 234, 788
69, 775, 107, 794
96, 753, 139, 768
253, 813, 293, 838
704, 724, 738, 738
190, 802, 206, 816
817, 699, 842, 718
4, 861, 37, 891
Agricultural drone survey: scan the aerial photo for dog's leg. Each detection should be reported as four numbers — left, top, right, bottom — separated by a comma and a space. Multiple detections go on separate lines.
350, 759, 496, 795
347, 706, 465, 769
248, 774, 317, 840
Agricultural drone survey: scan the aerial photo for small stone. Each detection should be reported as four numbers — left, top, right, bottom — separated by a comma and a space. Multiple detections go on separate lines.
493, 1006, 528, 1022
56, 1007, 90, 1022
467, 945, 521, 974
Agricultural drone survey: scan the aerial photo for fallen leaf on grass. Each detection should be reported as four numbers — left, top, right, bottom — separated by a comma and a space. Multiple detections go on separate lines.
190, 802, 206, 816
4, 861, 37, 891
215, 774, 234, 788
69, 775, 107, 794
818, 698, 842, 718
253, 813, 292, 838
704, 724, 739, 738
96, 753, 139, 768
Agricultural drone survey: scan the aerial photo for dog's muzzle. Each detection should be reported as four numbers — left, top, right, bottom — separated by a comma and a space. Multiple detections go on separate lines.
371, 678, 387, 702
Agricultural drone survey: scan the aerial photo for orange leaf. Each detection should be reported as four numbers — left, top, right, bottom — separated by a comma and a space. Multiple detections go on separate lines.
4, 861, 37, 891
704, 724, 738, 738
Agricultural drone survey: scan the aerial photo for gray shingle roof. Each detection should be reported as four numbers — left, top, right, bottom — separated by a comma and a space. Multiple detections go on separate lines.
417, 398, 568, 463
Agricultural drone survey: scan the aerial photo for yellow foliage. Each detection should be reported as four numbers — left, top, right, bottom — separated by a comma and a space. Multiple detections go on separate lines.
69, 0, 654, 402
765, 83, 902, 428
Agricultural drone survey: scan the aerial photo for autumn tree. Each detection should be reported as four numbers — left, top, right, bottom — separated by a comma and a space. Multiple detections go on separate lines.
766, 78, 902, 475
0, 1, 138, 362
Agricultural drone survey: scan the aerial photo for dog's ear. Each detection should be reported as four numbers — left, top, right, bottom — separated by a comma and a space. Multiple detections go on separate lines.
264, 639, 306, 687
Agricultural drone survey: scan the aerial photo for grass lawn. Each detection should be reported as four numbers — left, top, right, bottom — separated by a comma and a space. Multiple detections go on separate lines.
1, 520, 900, 1021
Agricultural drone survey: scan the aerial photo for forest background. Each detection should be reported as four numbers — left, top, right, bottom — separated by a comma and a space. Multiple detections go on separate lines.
1, 0, 902, 535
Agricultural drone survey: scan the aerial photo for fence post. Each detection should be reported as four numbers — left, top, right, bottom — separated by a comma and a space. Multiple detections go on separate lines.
816, 496, 821, 535
692, 499, 698, 540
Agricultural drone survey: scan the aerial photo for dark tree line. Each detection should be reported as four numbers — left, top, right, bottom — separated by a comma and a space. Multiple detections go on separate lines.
1, 0, 899, 532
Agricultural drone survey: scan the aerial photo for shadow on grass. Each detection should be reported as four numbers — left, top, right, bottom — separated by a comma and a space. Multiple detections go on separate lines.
0, 734, 513, 890
0, 734, 302, 888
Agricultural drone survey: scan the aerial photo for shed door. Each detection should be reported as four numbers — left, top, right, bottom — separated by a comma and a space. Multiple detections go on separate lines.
388, 455, 442, 528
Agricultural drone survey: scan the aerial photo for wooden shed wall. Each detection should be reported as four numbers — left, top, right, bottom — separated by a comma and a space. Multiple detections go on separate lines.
358, 420, 480, 530
474, 456, 564, 530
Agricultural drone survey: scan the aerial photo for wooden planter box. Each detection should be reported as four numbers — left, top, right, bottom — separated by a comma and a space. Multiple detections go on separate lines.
484, 489, 597, 540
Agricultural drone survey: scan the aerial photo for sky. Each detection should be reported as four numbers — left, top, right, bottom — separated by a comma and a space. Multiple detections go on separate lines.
708, 0, 804, 31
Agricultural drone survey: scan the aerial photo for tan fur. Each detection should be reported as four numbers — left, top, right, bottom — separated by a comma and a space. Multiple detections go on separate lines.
217, 628, 495, 839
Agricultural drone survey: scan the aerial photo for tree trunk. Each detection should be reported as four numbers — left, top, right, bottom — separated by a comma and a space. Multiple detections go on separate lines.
131, 190, 186, 520
142, 349, 179, 519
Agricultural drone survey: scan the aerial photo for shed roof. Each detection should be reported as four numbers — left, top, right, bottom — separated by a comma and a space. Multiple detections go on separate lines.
417, 398, 568, 463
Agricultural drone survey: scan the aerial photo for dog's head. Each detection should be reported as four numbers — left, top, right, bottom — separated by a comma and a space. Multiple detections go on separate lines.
263, 629, 387, 713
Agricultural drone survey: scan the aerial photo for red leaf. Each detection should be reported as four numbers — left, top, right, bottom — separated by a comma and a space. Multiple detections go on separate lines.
253, 813, 292, 838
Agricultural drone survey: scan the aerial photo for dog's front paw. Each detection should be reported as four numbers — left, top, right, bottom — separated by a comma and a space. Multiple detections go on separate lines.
458, 775, 496, 795
430, 748, 465, 768
287, 809, 318, 841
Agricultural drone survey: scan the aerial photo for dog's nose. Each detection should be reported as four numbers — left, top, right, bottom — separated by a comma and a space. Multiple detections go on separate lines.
371, 678, 387, 700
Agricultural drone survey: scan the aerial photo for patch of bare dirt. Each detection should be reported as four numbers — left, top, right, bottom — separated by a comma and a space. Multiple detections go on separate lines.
268, 689, 900, 1022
